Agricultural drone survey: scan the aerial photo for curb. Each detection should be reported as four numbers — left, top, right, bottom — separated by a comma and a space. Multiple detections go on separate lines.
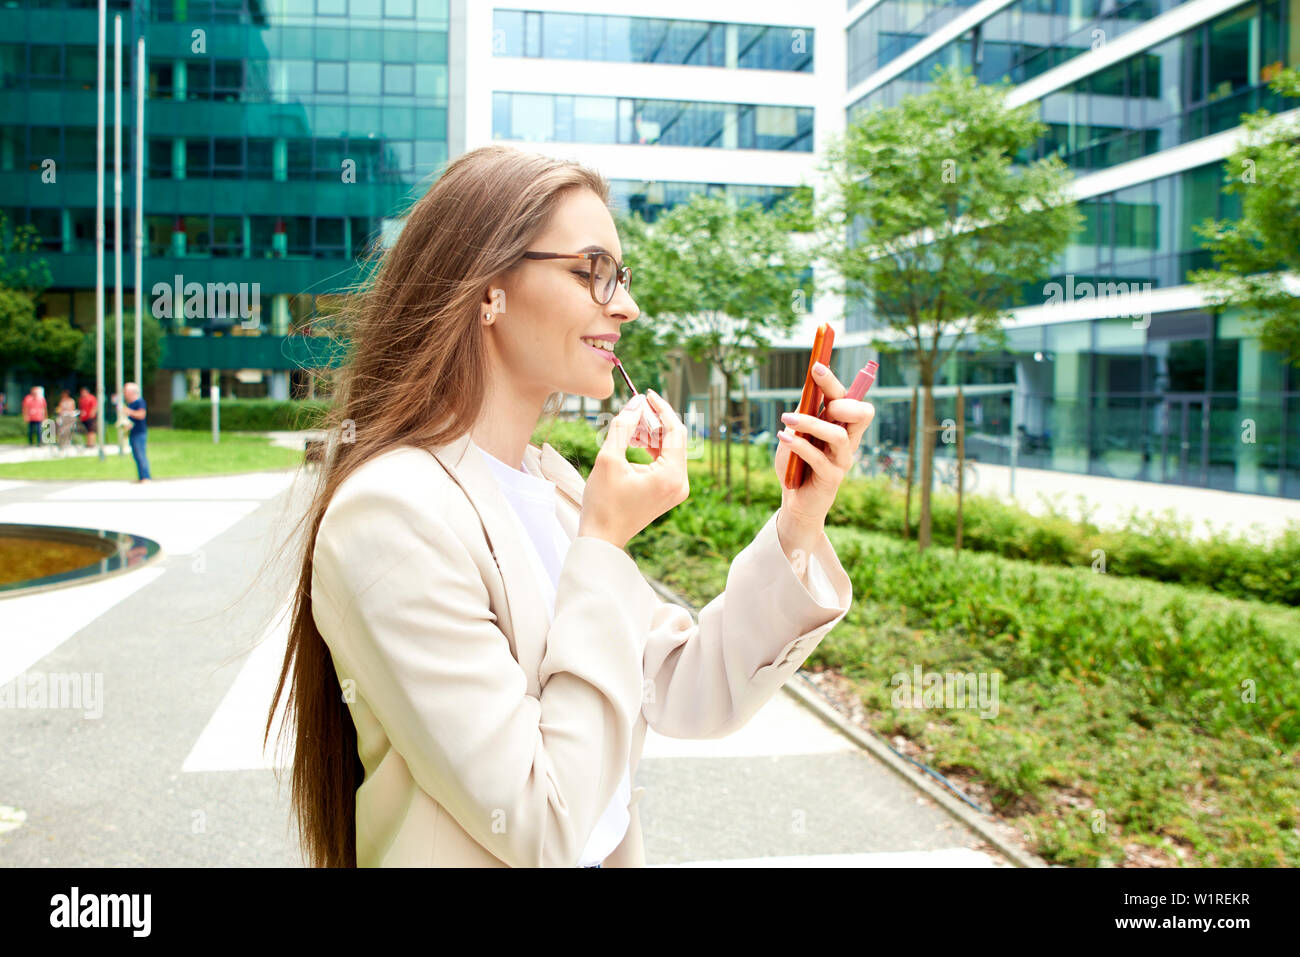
643, 575, 1051, 870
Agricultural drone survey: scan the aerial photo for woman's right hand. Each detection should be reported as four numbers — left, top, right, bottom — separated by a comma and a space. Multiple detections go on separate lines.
578, 390, 689, 550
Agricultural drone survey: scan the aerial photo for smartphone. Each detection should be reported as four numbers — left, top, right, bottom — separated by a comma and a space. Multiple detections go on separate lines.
783, 322, 834, 490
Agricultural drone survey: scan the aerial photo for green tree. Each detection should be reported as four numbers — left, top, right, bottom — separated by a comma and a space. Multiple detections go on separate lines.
0, 209, 52, 296
75, 309, 164, 389
816, 66, 1080, 550
0, 211, 72, 383
616, 191, 816, 501
0, 288, 81, 380
1191, 67, 1300, 365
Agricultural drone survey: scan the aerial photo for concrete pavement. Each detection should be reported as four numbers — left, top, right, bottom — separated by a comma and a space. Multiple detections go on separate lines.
972, 461, 1300, 540
0, 467, 1010, 867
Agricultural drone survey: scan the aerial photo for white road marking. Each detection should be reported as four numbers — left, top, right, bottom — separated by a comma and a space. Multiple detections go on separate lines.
0, 805, 28, 834
0, 567, 167, 685
0, 500, 264, 555
661, 848, 1008, 867
182, 600, 294, 772
41, 472, 299, 502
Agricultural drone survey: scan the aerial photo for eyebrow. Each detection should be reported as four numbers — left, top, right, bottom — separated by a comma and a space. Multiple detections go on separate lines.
578, 244, 619, 259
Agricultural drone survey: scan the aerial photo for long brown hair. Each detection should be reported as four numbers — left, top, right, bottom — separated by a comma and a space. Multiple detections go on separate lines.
263, 145, 610, 867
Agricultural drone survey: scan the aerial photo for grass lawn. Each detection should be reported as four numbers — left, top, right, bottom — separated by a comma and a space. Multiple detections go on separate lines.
0, 427, 305, 480
630, 488, 1300, 868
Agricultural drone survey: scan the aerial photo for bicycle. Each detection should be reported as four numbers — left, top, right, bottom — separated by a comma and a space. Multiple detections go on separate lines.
934, 454, 978, 493
852, 444, 907, 484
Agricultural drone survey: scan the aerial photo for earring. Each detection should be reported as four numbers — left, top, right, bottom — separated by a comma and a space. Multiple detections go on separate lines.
483, 310, 493, 323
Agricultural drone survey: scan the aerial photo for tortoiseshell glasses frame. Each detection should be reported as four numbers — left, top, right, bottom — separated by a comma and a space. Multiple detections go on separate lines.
520, 251, 632, 305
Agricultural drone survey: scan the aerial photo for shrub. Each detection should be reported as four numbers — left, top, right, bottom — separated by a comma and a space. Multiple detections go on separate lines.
171, 398, 331, 432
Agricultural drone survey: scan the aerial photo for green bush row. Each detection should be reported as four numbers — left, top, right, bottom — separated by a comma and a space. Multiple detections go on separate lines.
539, 416, 1299, 605
531, 416, 653, 469
683, 456, 1300, 607
633, 510, 1300, 865
171, 398, 332, 432
641, 505, 1300, 749
0, 415, 28, 440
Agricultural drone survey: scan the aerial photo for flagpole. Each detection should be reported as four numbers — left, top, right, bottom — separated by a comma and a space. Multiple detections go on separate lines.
95, 0, 106, 460
134, 36, 145, 386
113, 14, 125, 456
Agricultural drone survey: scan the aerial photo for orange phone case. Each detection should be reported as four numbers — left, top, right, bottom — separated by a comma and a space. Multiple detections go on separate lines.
783, 323, 834, 489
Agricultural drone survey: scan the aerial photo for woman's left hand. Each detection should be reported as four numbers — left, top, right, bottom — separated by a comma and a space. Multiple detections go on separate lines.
774, 362, 875, 531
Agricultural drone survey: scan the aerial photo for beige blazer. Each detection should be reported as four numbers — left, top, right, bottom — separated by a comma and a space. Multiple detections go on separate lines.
310, 431, 853, 867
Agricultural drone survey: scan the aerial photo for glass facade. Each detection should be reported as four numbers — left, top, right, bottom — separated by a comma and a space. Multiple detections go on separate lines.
837, 0, 1300, 498
849, 0, 1298, 181
608, 179, 811, 223
848, 0, 980, 87
903, 313, 1300, 496
0, 0, 449, 395
1014, 160, 1239, 308
493, 10, 813, 72
492, 92, 814, 151
841, 157, 1246, 330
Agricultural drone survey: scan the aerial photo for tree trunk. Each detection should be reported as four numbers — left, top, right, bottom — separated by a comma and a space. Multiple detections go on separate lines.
955, 384, 965, 555
742, 379, 751, 507
723, 372, 733, 503
904, 384, 917, 541
918, 363, 936, 552
712, 382, 722, 486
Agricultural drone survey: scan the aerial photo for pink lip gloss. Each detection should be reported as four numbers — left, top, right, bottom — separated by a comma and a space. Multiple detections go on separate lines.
815, 359, 878, 427
846, 360, 879, 403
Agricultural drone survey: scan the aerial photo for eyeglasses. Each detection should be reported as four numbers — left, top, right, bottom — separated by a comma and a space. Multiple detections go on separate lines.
521, 250, 632, 306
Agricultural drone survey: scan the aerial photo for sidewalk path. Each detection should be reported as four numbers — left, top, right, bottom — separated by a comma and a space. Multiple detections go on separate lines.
961, 461, 1300, 540
0, 468, 1011, 866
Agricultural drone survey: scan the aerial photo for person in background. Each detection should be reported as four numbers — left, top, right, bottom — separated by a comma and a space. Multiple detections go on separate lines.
123, 381, 151, 483
78, 386, 98, 449
22, 386, 46, 446
54, 389, 77, 454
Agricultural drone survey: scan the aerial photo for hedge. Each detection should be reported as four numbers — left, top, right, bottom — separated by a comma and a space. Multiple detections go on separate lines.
541, 417, 1300, 607
171, 398, 332, 432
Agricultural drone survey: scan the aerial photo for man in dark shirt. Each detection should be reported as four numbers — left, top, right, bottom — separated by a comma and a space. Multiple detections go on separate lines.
123, 381, 151, 483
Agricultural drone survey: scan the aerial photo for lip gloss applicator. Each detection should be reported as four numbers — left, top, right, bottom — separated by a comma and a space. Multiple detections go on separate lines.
613, 355, 638, 399
613, 356, 663, 457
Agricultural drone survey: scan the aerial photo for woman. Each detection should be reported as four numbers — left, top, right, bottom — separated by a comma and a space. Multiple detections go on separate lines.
54, 389, 77, 454
265, 145, 873, 868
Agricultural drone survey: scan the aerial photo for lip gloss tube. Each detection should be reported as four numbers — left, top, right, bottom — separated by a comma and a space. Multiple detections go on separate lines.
807, 360, 879, 461
846, 359, 879, 403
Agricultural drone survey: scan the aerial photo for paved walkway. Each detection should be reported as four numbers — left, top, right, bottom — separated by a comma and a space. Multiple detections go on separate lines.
0, 442, 123, 464
971, 461, 1300, 540
0, 467, 1010, 867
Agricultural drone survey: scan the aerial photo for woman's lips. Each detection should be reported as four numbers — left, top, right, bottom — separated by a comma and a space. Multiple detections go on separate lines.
582, 340, 618, 363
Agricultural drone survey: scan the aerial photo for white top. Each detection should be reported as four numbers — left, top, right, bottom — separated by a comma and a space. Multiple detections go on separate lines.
478, 444, 633, 867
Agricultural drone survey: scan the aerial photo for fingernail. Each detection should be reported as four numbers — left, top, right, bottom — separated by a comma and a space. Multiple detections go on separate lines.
628, 395, 644, 410
813, 362, 828, 376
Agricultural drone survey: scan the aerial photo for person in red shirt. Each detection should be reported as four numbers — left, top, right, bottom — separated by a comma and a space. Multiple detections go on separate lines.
21, 386, 46, 446
78, 386, 98, 449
